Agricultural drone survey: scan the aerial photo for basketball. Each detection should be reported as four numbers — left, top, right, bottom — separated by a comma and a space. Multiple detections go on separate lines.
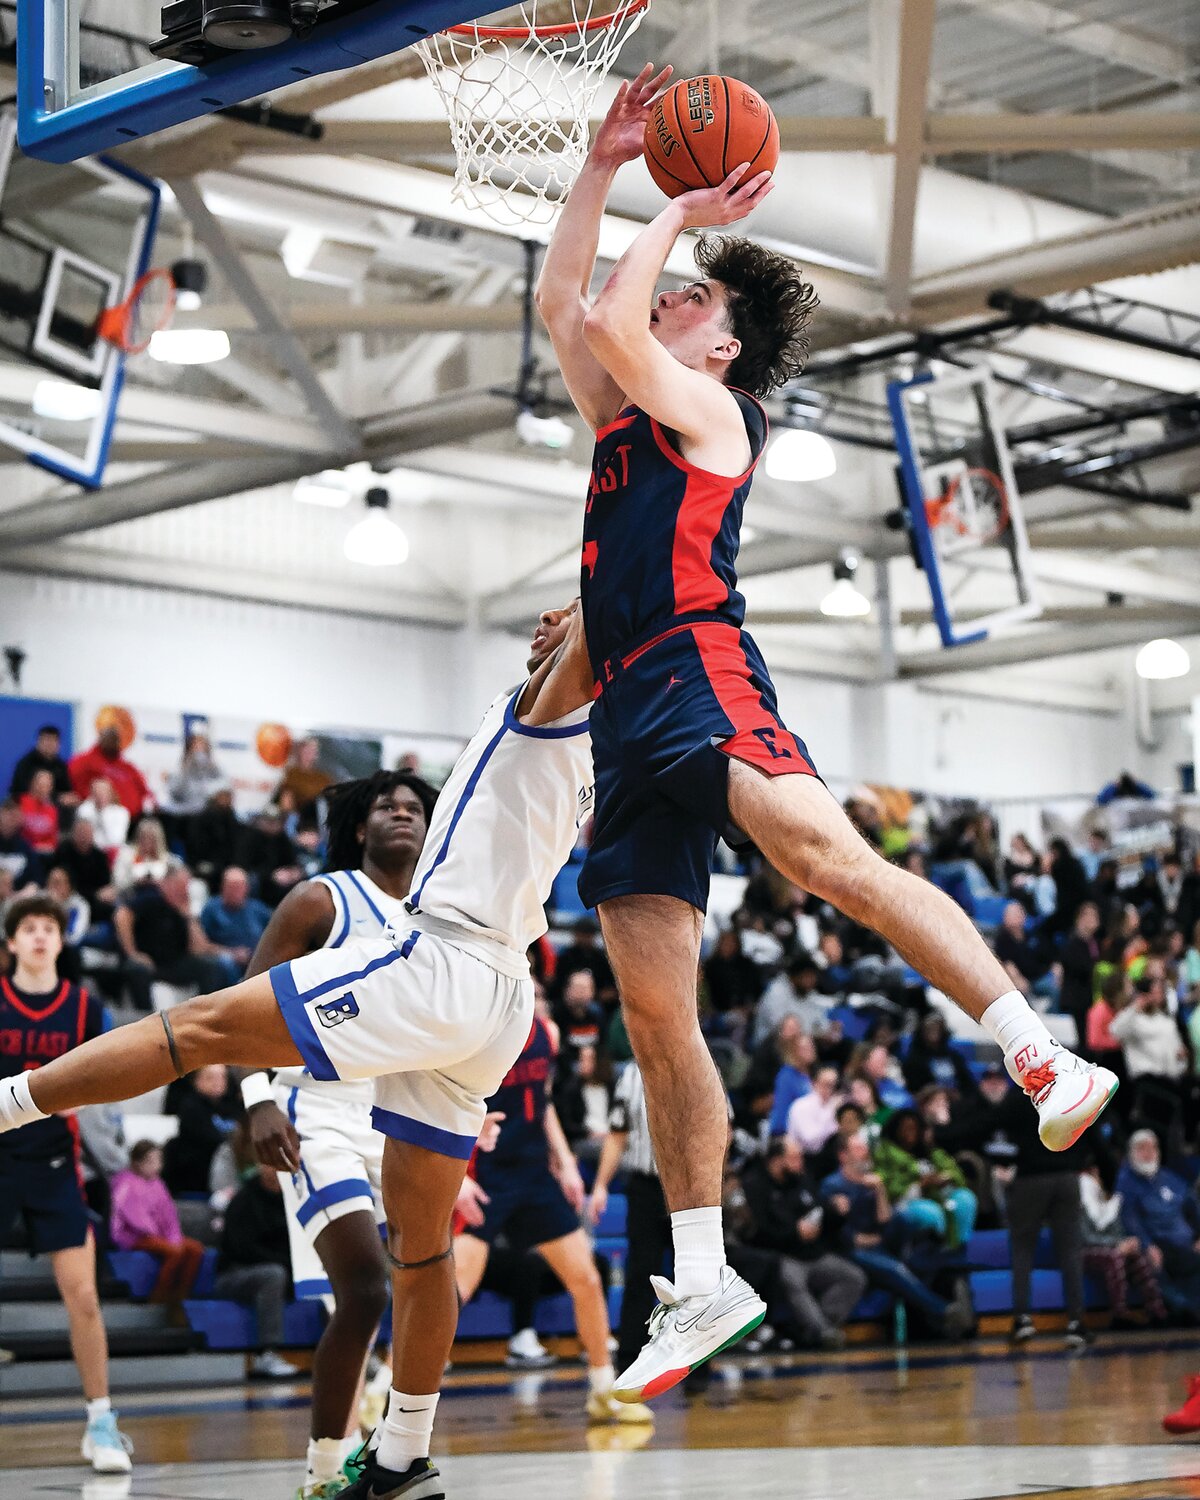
644, 75, 779, 199
255, 721, 292, 768
94, 703, 136, 751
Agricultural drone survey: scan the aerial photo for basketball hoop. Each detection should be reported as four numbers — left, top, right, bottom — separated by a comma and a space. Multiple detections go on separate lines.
415, 1, 650, 227
925, 467, 1010, 548
95, 267, 177, 354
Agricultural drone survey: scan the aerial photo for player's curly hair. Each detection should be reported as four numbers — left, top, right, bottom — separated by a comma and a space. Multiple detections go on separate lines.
324, 770, 437, 874
694, 234, 819, 399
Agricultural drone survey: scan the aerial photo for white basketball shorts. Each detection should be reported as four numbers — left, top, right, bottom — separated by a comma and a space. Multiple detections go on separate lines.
274, 1076, 384, 1302
269, 928, 534, 1161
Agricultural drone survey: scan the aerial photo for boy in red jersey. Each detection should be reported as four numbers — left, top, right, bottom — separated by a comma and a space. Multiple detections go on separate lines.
0, 895, 133, 1474
536, 64, 1118, 1401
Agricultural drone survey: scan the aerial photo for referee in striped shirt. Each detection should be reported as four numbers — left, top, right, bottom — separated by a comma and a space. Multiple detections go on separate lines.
588, 1061, 671, 1376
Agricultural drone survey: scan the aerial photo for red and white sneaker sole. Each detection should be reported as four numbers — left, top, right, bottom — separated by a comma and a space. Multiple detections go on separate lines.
1040, 1074, 1119, 1152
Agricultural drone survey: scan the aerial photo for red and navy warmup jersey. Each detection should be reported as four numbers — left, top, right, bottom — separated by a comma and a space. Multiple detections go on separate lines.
479, 1016, 557, 1170
580, 391, 768, 674
0, 977, 106, 1159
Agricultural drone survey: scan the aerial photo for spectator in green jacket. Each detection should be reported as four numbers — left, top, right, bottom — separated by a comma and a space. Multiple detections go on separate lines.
873, 1107, 977, 1250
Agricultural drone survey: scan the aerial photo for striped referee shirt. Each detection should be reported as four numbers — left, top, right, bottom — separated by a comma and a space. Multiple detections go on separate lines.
609, 1062, 658, 1177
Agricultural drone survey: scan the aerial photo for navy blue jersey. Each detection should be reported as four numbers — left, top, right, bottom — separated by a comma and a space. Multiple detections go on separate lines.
0, 977, 106, 1159
580, 391, 768, 674
479, 1016, 557, 1170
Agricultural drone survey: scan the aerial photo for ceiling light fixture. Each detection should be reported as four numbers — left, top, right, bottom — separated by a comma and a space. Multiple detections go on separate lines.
765, 428, 837, 482
344, 487, 409, 568
1136, 638, 1190, 681
32, 379, 103, 422
148, 328, 231, 365
820, 552, 871, 618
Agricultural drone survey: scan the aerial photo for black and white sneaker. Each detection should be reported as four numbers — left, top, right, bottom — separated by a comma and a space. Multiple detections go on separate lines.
1010, 1315, 1036, 1344
1064, 1320, 1094, 1350
340, 1455, 445, 1499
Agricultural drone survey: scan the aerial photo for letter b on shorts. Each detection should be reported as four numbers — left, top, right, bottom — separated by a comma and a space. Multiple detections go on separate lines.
316, 992, 359, 1028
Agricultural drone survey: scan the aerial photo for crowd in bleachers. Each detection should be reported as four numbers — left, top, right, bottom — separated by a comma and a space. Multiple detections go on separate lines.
8, 716, 1200, 1368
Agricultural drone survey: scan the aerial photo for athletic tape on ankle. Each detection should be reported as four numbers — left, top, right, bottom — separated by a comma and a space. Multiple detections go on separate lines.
160, 1012, 185, 1078
387, 1245, 453, 1272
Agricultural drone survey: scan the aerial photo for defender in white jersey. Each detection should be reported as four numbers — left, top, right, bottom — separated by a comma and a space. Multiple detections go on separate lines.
0, 601, 595, 1500
237, 772, 435, 1499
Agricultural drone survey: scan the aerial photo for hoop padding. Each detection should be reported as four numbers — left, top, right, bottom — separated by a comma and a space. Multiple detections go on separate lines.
416, 2, 649, 226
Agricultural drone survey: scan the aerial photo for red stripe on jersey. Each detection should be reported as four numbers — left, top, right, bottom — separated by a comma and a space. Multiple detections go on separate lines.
1, 977, 71, 1023
75, 986, 89, 1047
692, 628, 818, 778
595, 410, 638, 442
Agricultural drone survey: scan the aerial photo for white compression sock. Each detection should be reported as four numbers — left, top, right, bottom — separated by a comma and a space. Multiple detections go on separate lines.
587, 1363, 615, 1395
0, 1073, 46, 1134
980, 991, 1060, 1076
85, 1397, 112, 1423
376, 1390, 439, 1473
306, 1436, 354, 1483
670, 1207, 725, 1298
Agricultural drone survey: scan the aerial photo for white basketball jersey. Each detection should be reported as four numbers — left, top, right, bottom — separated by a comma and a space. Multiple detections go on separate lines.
276, 868, 409, 1096
407, 685, 593, 975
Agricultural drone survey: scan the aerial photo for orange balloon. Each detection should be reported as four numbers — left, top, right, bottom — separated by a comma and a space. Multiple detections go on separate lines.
95, 704, 136, 751
256, 722, 292, 768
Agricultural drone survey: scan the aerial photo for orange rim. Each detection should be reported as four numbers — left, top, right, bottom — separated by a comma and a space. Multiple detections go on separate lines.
446, 0, 648, 39
97, 267, 177, 354
926, 467, 1008, 541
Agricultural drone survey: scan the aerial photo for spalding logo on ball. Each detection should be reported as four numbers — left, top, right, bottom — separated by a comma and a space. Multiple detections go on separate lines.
94, 705, 136, 751
644, 75, 779, 200
256, 723, 292, 768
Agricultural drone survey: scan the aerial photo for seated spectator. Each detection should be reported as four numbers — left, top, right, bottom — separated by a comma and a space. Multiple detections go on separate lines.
753, 950, 830, 1048
1079, 828, 1109, 884
1160, 854, 1185, 928
274, 736, 332, 838
1110, 976, 1187, 1139
200, 867, 271, 975
115, 860, 241, 1011
814, 931, 851, 993
704, 927, 764, 1017
244, 803, 305, 908
740, 1137, 867, 1349
785, 1064, 843, 1156
874, 1107, 977, 1250
0, 798, 41, 888
1117, 1130, 1200, 1322
113, 818, 171, 894
1004, 832, 1040, 893
110, 1141, 206, 1304
1058, 900, 1102, 1035
1046, 837, 1091, 940
553, 917, 616, 1007
822, 1135, 972, 1339
552, 1043, 610, 1160
18, 768, 59, 856
902, 1013, 978, 1098
766, 1017, 817, 1137
811, 1099, 867, 1180
847, 1041, 912, 1116
1184, 921, 1200, 1006
44, 865, 89, 980
1079, 1159, 1167, 1327
552, 969, 604, 1062
53, 816, 116, 917
994, 901, 1055, 1003
187, 788, 243, 894
212, 1164, 297, 1379
9, 724, 75, 814
164, 1064, 241, 1197
77, 778, 130, 859
69, 726, 152, 821
1086, 969, 1128, 1074
161, 733, 225, 824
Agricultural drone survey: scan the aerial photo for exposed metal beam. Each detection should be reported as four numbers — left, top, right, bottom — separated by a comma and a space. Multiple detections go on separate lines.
176, 301, 528, 335
926, 112, 1200, 154
170, 177, 362, 456
949, 0, 1189, 83
899, 615, 1195, 677
1025, 524, 1200, 552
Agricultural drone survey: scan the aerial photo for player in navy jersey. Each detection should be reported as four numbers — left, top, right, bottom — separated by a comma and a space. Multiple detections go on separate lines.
0, 894, 133, 1474
536, 64, 1119, 1401
453, 1011, 652, 1427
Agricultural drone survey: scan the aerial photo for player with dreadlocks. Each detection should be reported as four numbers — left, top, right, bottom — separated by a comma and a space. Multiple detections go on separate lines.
239, 769, 436, 1499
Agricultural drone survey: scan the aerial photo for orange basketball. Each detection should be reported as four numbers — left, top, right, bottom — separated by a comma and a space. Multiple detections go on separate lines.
256, 722, 292, 769
644, 75, 779, 199
95, 704, 136, 751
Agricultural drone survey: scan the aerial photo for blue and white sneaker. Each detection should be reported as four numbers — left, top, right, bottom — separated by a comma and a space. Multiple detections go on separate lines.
81, 1410, 133, 1473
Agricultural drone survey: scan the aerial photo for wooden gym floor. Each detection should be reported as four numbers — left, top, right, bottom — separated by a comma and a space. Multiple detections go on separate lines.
4, 1331, 1200, 1498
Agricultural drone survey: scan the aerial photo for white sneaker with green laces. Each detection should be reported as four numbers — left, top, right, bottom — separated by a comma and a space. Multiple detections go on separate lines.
81, 1410, 133, 1474
612, 1265, 766, 1403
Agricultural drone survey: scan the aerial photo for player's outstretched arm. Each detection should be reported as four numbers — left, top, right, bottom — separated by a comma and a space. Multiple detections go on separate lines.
536, 63, 671, 432
582, 166, 773, 471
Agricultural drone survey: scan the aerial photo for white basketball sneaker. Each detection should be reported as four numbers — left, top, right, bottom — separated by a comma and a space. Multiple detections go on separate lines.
612, 1265, 766, 1403
81, 1410, 133, 1474
1006, 1042, 1118, 1151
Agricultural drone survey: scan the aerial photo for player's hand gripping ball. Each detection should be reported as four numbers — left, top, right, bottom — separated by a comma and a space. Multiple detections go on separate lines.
644, 74, 779, 198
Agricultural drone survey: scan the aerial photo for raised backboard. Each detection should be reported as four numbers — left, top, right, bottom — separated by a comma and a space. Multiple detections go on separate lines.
0, 113, 163, 487
887, 365, 1041, 649
18, 0, 486, 163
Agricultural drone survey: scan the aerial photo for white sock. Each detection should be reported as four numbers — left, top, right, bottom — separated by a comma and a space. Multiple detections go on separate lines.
85, 1397, 111, 1423
980, 991, 1060, 1076
0, 1073, 46, 1133
671, 1207, 725, 1298
306, 1436, 354, 1483
377, 1389, 439, 1473
587, 1363, 615, 1395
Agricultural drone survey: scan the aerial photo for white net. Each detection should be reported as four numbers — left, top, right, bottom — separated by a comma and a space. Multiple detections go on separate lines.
415, 1, 649, 228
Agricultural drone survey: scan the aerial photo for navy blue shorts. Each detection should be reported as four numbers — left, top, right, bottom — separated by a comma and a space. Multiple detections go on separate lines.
465, 1158, 579, 1251
0, 1149, 91, 1255
579, 621, 818, 914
